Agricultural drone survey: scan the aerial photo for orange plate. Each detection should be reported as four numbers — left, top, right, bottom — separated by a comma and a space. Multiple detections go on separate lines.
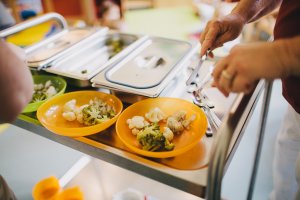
116, 97, 207, 158
37, 91, 123, 137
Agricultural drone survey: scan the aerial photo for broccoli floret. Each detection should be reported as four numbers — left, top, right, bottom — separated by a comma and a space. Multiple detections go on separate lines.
164, 139, 175, 151
81, 98, 116, 126
31, 92, 47, 103
137, 123, 174, 151
31, 81, 57, 103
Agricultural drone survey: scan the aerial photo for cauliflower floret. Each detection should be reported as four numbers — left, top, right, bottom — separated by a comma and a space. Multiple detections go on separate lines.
44, 80, 52, 88
145, 107, 165, 123
163, 127, 174, 141
126, 116, 149, 129
182, 114, 196, 129
63, 99, 76, 112
167, 117, 184, 133
45, 86, 57, 98
131, 128, 140, 135
62, 111, 76, 121
75, 104, 89, 124
34, 83, 44, 91
172, 110, 186, 122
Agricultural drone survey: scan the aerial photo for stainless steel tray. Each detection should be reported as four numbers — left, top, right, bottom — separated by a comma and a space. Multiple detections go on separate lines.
0, 12, 109, 69
91, 37, 199, 98
105, 38, 193, 89
44, 32, 148, 83
27, 27, 108, 69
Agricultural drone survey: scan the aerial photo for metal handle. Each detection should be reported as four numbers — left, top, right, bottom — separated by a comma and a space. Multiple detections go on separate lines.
0, 12, 67, 38
206, 80, 266, 200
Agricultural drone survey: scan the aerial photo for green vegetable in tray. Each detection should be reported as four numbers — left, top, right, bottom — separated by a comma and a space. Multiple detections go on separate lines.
31, 92, 47, 103
81, 98, 116, 126
106, 39, 125, 58
137, 123, 175, 152
31, 80, 57, 103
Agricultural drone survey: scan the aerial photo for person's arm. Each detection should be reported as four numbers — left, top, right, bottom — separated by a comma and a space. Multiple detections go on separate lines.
278, 36, 300, 77
211, 35, 300, 96
0, 40, 33, 123
200, 0, 282, 56
232, 0, 282, 23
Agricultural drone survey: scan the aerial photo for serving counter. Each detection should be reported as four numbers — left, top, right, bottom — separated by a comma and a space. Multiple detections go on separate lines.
13, 64, 265, 198
3, 7, 269, 199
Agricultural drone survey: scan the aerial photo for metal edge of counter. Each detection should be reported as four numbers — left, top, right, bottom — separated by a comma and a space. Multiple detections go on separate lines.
13, 118, 206, 197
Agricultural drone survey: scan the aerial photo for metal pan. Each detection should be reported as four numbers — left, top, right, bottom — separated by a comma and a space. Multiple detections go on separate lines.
44, 32, 148, 87
91, 37, 199, 102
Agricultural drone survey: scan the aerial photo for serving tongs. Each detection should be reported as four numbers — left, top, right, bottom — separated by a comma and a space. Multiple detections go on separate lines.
186, 51, 221, 136
186, 52, 208, 86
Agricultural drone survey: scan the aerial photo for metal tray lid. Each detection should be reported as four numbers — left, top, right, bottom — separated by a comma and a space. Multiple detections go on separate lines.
26, 27, 108, 69
104, 37, 193, 89
44, 33, 147, 81
91, 37, 199, 97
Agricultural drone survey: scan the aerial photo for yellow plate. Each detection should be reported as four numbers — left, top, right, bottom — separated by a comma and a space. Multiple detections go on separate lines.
37, 91, 123, 137
116, 97, 207, 158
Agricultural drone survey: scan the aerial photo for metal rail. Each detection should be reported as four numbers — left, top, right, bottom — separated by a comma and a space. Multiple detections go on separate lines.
0, 12, 68, 54
0, 12, 67, 38
206, 80, 272, 200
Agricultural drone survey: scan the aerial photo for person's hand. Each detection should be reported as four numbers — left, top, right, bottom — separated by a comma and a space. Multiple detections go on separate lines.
212, 42, 291, 96
7, 42, 26, 62
200, 13, 246, 56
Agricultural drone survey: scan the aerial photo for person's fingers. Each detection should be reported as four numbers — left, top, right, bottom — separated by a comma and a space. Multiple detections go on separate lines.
208, 51, 214, 58
7, 43, 26, 62
210, 44, 223, 52
200, 22, 210, 44
211, 57, 231, 97
215, 82, 230, 97
211, 81, 217, 87
230, 76, 254, 93
218, 66, 236, 93
213, 33, 235, 49
212, 57, 228, 83
200, 23, 220, 56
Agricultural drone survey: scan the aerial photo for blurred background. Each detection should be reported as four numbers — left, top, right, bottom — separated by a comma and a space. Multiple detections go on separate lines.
1, 0, 276, 42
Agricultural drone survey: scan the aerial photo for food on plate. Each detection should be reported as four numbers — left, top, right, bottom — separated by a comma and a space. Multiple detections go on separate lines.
81, 98, 116, 126
126, 108, 196, 152
137, 123, 175, 151
162, 127, 174, 142
62, 99, 77, 121
182, 114, 196, 129
126, 116, 149, 135
62, 98, 116, 126
167, 110, 196, 133
166, 117, 184, 133
31, 80, 57, 103
145, 107, 166, 123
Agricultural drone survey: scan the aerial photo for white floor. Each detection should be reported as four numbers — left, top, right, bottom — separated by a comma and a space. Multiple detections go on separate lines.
0, 80, 287, 200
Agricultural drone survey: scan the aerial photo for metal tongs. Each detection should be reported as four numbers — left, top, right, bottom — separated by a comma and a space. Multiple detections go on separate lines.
186, 52, 208, 86
186, 51, 221, 136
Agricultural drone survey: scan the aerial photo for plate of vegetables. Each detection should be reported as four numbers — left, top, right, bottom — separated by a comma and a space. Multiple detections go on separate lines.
116, 97, 207, 158
22, 75, 67, 113
37, 91, 123, 137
